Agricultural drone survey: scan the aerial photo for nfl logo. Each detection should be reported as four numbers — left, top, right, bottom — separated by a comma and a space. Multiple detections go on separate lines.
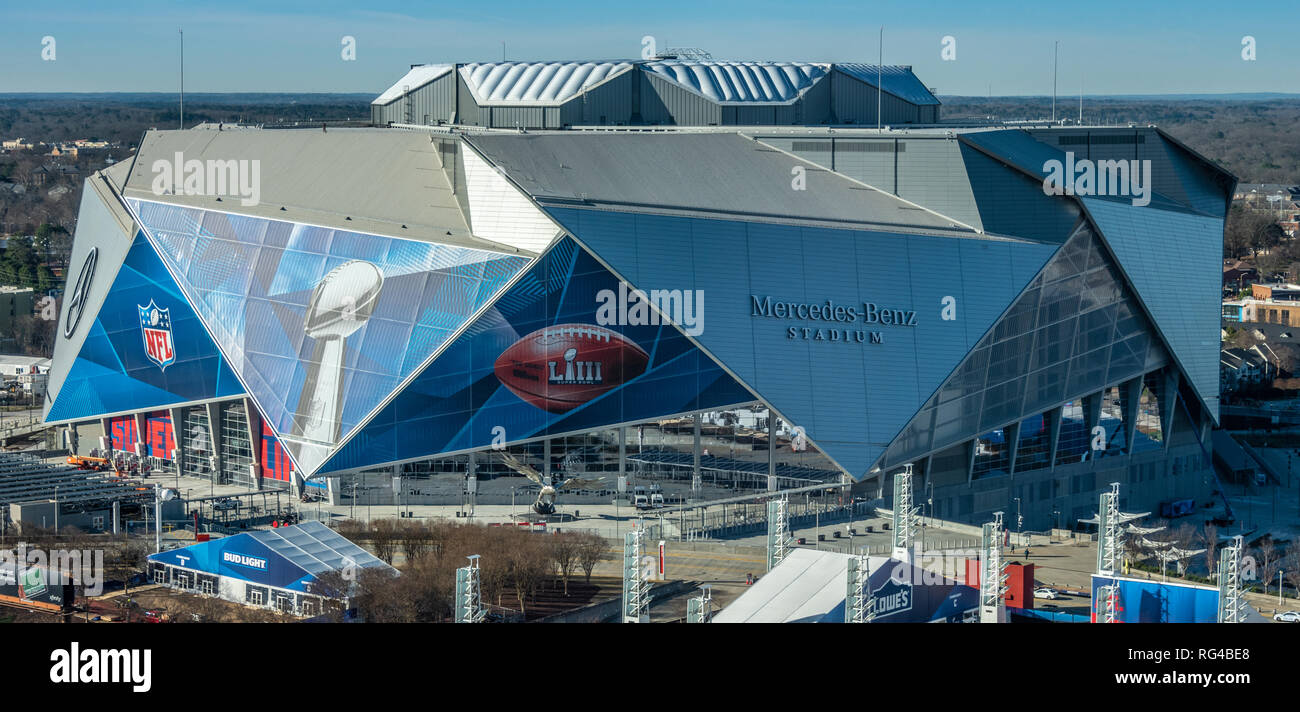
139, 300, 175, 371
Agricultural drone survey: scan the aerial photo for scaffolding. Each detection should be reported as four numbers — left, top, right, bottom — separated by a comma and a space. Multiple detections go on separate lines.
1096, 482, 1123, 577
1096, 584, 1120, 624
454, 555, 485, 623
766, 495, 791, 572
1217, 535, 1248, 623
979, 512, 1008, 623
845, 553, 875, 623
892, 464, 919, 561
686, 584, 712, 623
622, 527, 650, 623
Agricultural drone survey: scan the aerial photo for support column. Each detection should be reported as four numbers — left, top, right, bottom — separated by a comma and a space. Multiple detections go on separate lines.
133, 411, 149, 458
1121, 377, 1141, 455
617, 426, 627, 495
168, 407, 185, 475
1005, 421, 1022, 478
767, 412, 776, 492
692, 413, 702, 493
205, 402, 222, 484
1084, 392, 1102, 459
965, 439, 977, 484
99, 416, 113, 453
1161, 370, 1181, 449
1046, 408, 1062, 471
243, 397, 263, 490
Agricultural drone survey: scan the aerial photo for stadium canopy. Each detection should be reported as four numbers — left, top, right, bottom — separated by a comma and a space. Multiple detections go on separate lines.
641, 61, 829, 103
146, 520, 393, 592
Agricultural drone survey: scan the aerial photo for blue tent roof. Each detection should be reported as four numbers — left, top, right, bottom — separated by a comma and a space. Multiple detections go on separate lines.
147, 521, 393, 593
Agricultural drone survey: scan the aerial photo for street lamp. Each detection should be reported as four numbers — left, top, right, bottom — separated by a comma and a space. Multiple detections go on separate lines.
1014, 497, 1022, 547
53, 485, 59, 532
154, 485, 176, 554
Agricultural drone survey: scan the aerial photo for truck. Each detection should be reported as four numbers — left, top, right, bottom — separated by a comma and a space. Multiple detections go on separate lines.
650, 492, 665, 508
1158, 498, 1195, 519
634, 494, 651, 510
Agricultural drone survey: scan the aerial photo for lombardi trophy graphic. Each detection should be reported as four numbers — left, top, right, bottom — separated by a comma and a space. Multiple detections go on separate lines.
290, 260, 384, 472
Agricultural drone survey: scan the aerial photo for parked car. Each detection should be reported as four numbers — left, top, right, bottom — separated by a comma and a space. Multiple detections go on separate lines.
1273, 611, 1300, 623
1033, 587, 1061, 600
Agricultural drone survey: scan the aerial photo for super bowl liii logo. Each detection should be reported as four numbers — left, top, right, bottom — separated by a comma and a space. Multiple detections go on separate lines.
750, 295, 917, 344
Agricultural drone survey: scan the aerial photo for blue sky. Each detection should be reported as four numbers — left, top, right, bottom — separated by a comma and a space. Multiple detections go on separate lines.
1, 1, 1295, 95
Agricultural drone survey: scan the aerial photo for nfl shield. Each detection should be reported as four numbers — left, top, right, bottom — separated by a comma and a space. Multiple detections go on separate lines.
139, 300, 176, 371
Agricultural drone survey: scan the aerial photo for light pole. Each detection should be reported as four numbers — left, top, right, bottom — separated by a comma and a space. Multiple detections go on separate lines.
53, 485, 59, 532
154, 485, 175, 554
1014, 497, 1022, 548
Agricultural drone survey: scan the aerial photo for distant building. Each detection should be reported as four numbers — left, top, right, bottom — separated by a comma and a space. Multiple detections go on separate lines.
1251, 282, 1300, 301
1, 138, 35, 150
1223, 260, 1258, 291
1221, 344, 1277, 393
1233, 296, 1300, 327
0, 355, 51, 377
0, 287, 35, 350
1233, 183, 1300, 207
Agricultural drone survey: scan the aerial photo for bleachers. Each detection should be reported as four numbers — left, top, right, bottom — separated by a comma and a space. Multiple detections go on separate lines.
0, 452, 154, 510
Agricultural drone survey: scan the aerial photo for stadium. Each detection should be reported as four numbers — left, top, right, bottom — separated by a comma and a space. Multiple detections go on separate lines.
41, 59, 1232, 532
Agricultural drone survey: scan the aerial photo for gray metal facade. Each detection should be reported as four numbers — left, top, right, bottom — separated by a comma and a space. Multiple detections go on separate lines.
370, 71, 456, 126
373, 61, 939, 129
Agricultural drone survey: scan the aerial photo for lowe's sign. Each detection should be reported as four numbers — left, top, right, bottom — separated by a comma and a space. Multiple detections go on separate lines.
222, 551, 268, 571
870, 576, 914, 619
749, 295, 916, 344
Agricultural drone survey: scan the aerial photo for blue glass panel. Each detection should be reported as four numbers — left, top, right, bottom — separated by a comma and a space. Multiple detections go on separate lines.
46, 231, 243, 422
317, 237, 754, 475
130, 199, 531, 475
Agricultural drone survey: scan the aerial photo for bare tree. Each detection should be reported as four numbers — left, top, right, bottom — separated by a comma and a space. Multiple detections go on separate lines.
576, 532, 608, 585
368, 519, 399, 565
399, 521, 434, 562
1201, 522, 1219, 577
549, 532, 581, 595
506, 533, 549, 617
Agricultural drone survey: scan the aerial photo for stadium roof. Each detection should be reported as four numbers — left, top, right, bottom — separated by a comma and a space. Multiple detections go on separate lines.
641, 61, 829, 104
119, 127, 517, 252
459, 61, 634, 105
466, 132, 993, 235
834, 64, 941, 106
373, 64, 453, 106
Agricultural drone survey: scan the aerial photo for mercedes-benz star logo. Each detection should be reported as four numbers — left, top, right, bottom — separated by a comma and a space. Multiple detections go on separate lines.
63, 247, 98, 339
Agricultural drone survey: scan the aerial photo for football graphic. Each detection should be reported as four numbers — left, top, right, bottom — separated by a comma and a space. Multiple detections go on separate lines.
494, 324, 649, 413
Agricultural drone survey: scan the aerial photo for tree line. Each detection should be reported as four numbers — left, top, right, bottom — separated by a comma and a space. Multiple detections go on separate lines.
313, 519, 611, 623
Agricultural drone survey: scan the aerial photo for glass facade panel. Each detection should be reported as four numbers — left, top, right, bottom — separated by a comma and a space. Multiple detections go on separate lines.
1012, 413, 1051, 473
181, 406, 213, 481
1098, 386, 1128, 458
220, 401, 256, 487
1055, 400, 1091, 466
971, 429, 1010, 480
882, 220, 1169, 466
1133, 373, 1165, 453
